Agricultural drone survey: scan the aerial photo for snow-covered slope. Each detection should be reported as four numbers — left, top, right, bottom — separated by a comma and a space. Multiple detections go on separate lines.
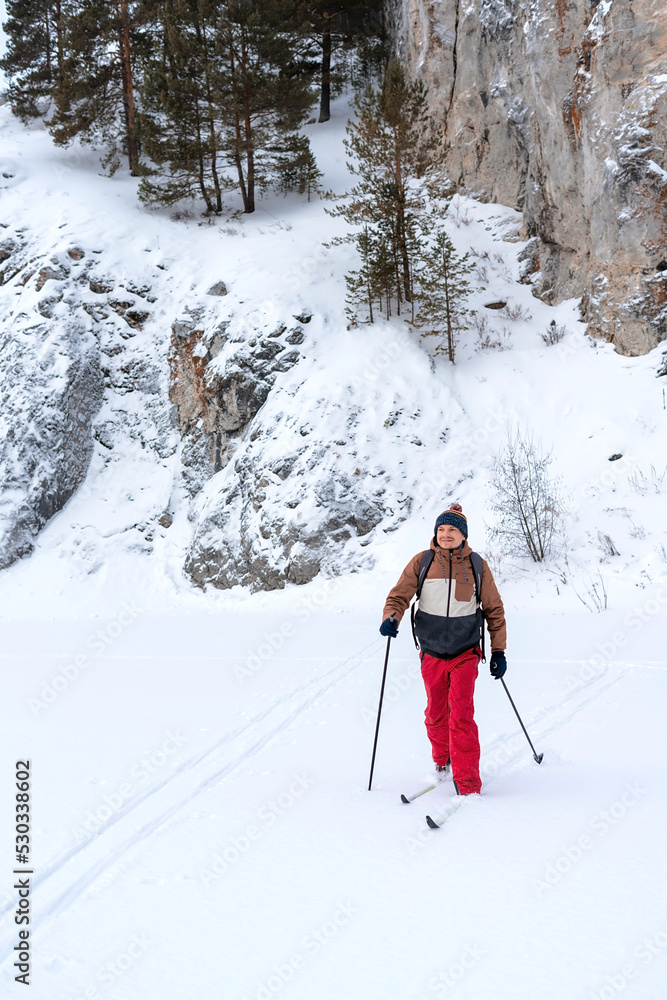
0, 90, 666, 1000
1, 100, 666, 613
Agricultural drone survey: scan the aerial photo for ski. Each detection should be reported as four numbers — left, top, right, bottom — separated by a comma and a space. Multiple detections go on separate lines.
425, 799, 464, 829
400, 784, 436, 804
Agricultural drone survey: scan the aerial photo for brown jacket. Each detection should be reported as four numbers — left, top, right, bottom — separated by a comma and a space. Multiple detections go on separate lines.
382, 540, 507, 652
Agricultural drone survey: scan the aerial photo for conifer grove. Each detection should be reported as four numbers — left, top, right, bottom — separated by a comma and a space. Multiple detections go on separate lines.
0, 0, 385, 211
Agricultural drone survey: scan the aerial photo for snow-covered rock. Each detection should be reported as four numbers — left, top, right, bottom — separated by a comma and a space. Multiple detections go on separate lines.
0, 235, 103, 568
393, 0, 667, 355
169, 313, 301, 496
0, 221, 176, 572
181, 320, 414, 592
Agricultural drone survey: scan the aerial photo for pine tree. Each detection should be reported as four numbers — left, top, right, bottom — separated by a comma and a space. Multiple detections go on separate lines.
0, 0, 65, 120
415, 226, 474, 362
292, 1, 386, 123
49, 0, 155, 175
343, 224, 391, 324
215, 0, 316, 214
139, 0, 229, 213
274, 134, 323, 201
328, 58, 446, 323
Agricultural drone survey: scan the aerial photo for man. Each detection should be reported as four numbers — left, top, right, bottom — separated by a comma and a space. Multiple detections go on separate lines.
379, 503, 507, 795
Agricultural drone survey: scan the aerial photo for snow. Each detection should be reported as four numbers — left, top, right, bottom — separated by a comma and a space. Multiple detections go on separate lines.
0, 88, 667, 1000
647, 160, 667, 182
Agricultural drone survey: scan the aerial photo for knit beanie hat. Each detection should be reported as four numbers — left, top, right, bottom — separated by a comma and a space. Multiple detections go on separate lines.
433, 503, 468, 540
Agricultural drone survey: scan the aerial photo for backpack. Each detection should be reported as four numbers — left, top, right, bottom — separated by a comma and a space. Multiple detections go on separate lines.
410, 549, 486, 662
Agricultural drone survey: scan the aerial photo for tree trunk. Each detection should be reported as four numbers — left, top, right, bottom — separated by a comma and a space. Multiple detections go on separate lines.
241, 25, 255, 213
245, 128, 255, 213
116, 0, 139, 175
193, 98, 214, 214
318, 12, 331, 123
227, 27, 251, 213
44, 10, 52, 80
393, 133, 411, 301
54, 0, 64, 82
197, 19, 222, 213
443, 266, 454, 362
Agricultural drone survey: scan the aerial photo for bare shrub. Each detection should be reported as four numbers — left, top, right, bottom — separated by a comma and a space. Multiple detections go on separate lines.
448, 201, 473, 227
473, 313, 512, 352
488, 429, 562, 561
477, 326, 512, 352
597, 531, 620, 556
471, 312, 490, 336
541, 320, 567, 345
628, 464, 667, 495
477, 332, 498, 351
470, 246, 490, 260
503, 303, 533, 322
499, 326, 513, 350
573, 572, 608, 613
475, 264, 490, 284
498, 264, 513, 282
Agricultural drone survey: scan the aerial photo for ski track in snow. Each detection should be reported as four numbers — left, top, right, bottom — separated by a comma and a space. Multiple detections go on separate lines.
0, 638, 378, 963
0, 644, 630, 963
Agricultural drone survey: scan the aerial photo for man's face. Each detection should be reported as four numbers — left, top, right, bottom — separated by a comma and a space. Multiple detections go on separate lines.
436, 524, 465, 549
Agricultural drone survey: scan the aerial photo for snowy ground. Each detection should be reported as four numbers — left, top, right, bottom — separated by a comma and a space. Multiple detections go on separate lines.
2, 600, 667, 1000
0, 63, 667, 999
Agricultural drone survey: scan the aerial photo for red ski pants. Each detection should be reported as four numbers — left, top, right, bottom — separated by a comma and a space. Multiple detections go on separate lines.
421, 648, 481, 794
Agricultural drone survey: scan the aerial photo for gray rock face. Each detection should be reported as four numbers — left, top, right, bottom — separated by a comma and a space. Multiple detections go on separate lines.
0, 310, 103, 569
0, 232, 175, 571
393, 0, 667, 354
169, 317, 302, 495
184, 444, 390, 593
179, 328, 406, 591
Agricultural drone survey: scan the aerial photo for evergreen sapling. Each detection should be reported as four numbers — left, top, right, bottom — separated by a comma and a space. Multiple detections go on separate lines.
415, 225, 474, 362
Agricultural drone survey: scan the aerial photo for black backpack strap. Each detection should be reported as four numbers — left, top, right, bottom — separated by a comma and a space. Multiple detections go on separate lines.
411, 549, 435, 650
469, 551, 483, 603
469, 551, 486, 662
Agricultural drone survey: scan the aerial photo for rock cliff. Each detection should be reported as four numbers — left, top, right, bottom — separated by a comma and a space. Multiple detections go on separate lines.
393, 0, 667, 354
0, 238, 103, 568
0, 230, 175, 570
171, 313, 403, 591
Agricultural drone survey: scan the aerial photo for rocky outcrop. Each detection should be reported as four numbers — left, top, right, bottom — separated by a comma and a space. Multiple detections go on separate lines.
175, 319, 407, 591
180, 427, 394, 590
394, 0, 667, 355
0, 240, 104, 567
169, 316, 302, 495
0, 232, 175, 570
184, 452, 389, 592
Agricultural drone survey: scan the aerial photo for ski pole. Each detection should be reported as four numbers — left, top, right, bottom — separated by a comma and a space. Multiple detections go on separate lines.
500, 678, 544, 764
368, 617, 396, 790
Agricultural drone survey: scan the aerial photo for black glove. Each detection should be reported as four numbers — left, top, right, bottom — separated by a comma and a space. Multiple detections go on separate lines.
490, 651, 507, 679
379, 616, 398, 638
